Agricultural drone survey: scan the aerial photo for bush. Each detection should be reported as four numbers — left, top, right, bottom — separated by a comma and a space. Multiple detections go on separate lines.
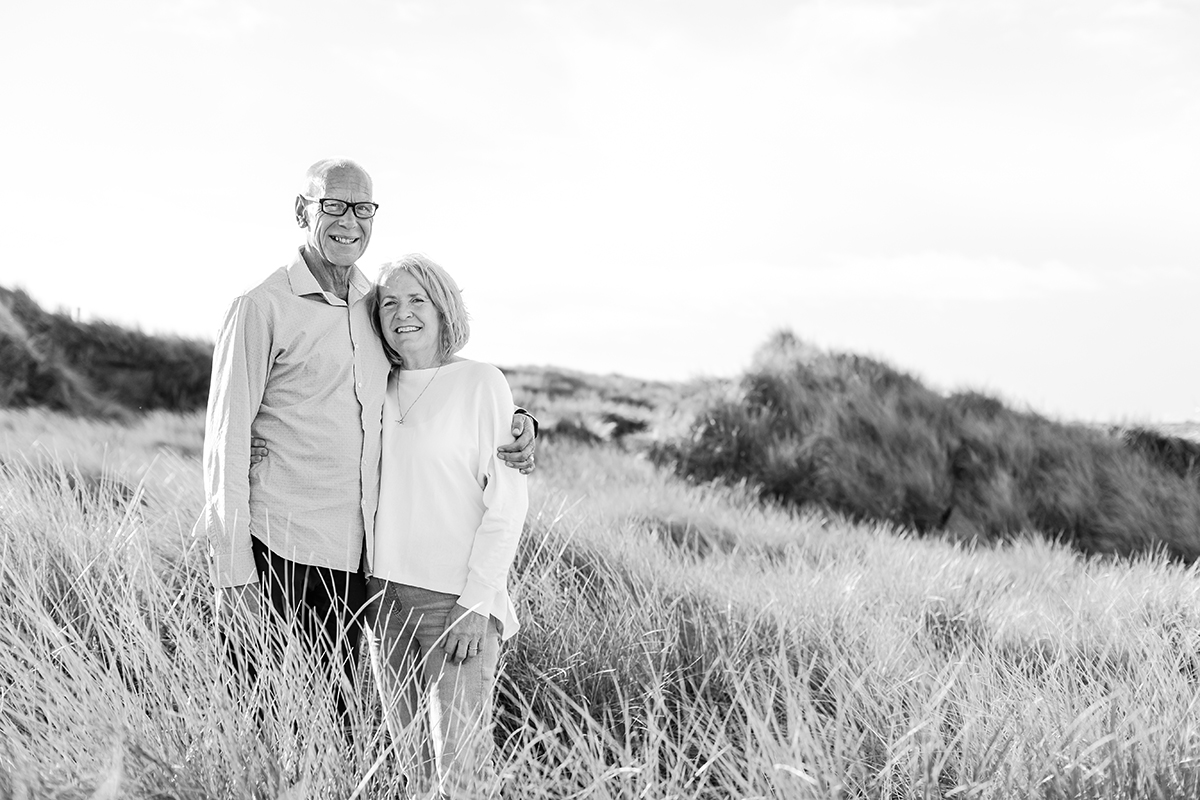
655, 331, 957, 534
1118, 426, 1200, 489
656, 330, 1200, 561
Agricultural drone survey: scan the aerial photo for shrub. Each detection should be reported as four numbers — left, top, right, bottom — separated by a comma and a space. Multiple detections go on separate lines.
1118, 426, 1200, 489
654, 331, 957, 534
658, 329, 1200, 561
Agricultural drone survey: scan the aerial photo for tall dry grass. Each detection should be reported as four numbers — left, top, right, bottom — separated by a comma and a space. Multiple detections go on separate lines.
4, 410, 1200, 797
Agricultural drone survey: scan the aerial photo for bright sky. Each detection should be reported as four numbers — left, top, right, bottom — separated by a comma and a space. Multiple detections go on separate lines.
2, 0, 1197, 423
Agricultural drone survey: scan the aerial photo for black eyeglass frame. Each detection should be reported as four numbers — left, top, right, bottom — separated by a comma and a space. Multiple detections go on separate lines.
301, 195, 380, 219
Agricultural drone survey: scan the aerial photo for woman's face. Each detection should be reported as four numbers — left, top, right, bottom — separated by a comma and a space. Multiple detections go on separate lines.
377, 270, 443, 368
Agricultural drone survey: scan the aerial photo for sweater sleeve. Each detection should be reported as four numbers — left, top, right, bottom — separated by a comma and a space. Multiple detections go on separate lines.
202, 296, 271, 587
458, 367, 530, 615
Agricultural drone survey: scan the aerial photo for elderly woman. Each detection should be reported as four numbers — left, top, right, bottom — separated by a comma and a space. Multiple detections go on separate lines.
366, 254, 528, 795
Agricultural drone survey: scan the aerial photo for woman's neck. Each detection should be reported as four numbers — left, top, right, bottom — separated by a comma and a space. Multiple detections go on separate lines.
399, 350, 445, 370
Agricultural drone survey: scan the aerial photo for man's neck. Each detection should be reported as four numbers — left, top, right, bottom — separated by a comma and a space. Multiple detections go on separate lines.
301, 248, 352, 301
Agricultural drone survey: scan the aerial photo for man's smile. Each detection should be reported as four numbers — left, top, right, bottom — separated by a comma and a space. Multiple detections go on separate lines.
329, 234, 359, 245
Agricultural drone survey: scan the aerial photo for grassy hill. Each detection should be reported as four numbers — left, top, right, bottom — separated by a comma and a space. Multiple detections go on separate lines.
0, 293, 114, 416
0, 286, 211, 416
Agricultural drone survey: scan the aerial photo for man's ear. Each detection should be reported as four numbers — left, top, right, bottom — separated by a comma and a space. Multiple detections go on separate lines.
295, 195, 309, 228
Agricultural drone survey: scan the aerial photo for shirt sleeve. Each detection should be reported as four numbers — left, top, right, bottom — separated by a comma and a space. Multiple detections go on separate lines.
202, 296, 271, 587
459, 368, 530, 615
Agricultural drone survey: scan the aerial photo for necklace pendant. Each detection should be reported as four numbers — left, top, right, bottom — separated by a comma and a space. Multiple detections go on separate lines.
393, 363, 443, 429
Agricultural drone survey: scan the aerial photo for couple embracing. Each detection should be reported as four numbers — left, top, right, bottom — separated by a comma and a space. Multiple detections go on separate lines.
202, 158, 534, 797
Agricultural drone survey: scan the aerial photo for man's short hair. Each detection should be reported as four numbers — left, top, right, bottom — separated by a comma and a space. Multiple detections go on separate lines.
369, 254, 471, 367
302, 158, 372, 196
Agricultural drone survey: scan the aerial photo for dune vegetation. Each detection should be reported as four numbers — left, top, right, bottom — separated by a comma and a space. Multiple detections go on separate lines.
0, 287, 211, 417
6, 302, 1200, 797
654, 330, 1200, 563
4, 404, 1200, 798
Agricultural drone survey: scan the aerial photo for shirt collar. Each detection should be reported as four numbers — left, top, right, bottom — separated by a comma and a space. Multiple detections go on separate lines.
287, 248, 373, 305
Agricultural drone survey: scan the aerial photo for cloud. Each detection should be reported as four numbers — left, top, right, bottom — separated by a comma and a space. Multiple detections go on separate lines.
139, 0, 273, 41
760, 253, 1100, 302
742, 254, 1200, 304
1103, 0, 1183, 21
784, 0, 939, 59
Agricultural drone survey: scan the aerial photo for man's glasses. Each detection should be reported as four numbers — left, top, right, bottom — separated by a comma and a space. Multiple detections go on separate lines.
302, 196, 380, 219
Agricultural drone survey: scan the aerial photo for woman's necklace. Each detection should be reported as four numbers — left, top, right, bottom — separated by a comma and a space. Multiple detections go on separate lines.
394, 364, 443, 424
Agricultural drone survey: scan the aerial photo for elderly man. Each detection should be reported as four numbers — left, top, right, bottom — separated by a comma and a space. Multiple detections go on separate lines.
202, 158, 534, 714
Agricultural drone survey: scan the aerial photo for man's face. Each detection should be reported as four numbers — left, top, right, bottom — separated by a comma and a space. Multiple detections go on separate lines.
298, 166, 374, 269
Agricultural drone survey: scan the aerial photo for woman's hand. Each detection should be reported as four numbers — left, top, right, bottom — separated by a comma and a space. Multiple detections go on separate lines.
250, 437, 268, 465
442, 603, 489, 664
497, 413, 536, 474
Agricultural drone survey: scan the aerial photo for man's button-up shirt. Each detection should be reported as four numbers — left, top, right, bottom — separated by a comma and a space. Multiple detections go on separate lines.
202, 250, 391, 587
